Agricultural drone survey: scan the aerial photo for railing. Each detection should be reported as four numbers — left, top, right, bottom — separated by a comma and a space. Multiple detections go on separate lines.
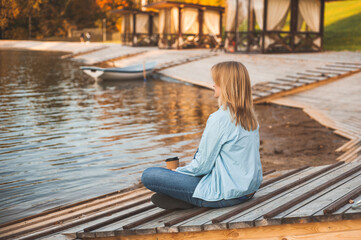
120, 33, 159, 47
225, 31, 322, 53
158, 34, 223, 49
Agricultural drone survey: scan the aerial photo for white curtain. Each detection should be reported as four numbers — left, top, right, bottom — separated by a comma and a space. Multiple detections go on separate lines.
266, 0, 290, 30
171, 7, 179, 34
299, 0, 320, 32
182, 8, 199, 34
136, 14, 149, 33
226, 0, 248, 32
253, 0, 264, 30
299, 0, 321, 47
253, 0, 290, 48
158, 9, 165, 34
153, 15, 159, 33
203, 10, 220, 35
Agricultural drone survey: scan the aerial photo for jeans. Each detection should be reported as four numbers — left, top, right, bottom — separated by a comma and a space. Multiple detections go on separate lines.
141, 167, 252, 208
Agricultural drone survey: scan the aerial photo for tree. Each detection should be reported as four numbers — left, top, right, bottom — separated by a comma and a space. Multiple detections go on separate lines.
0, 0, 19, 38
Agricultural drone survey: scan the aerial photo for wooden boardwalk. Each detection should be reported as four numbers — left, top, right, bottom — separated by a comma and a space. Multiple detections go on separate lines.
1, 161, 361, 239
272, 71, 361, 164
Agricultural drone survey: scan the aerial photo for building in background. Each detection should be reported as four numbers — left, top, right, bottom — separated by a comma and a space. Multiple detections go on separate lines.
225, 0, 325, 53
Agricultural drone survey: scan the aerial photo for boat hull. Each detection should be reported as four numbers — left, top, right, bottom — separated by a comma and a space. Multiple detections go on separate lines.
80, 62, 157, 81
82, 69, 154, 81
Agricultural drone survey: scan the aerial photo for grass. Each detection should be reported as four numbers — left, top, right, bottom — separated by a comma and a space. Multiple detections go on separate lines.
324, 0, 361, 51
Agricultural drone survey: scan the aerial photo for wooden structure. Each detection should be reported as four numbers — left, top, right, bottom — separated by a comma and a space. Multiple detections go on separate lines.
225, 0, 326, 53
1, 161, 361, 240
145, 1, 224, 49
111, 8, 159, 46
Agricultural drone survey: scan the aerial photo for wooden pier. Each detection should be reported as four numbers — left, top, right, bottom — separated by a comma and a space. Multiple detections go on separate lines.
1, 161, 361, 240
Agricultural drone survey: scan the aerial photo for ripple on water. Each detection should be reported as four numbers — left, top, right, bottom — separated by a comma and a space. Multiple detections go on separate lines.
0, 49, 218, 224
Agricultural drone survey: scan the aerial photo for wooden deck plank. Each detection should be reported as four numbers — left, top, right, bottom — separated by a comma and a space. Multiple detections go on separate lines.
227, 163, 357, 228
0, 189, 152, 239
76, 208, 161, 239
59, 200, 154, 235
173, 166, 328, 232
91, 205, 159, 232
279, 172, 361, 221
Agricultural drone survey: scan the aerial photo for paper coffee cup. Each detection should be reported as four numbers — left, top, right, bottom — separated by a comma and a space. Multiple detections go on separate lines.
165, 157, 179, 170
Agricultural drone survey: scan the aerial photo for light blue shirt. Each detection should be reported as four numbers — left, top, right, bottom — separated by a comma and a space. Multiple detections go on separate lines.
176, 107, 263, 201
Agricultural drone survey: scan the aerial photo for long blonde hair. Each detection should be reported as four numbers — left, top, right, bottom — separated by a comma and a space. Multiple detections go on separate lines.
211, 61, 258, 131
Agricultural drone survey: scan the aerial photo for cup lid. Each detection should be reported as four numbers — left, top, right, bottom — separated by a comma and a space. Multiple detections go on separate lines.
165, 157, 179, 162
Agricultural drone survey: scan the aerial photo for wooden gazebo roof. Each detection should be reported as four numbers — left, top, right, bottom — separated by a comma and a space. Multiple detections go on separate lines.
110, 7, 157, 15
145, 1, 224, 12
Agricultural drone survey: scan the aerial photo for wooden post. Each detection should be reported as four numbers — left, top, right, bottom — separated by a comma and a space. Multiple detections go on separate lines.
219, 11, 222, 37
149, 14, 153, 38
247, 0, 252, 52
319, 0, 325, 51
235, 0, 239, 52
28, 15, 31, 39
290, 0, 298, 52
178, 7, 182, 49
198, 9, 204, 38
261, 0, 268, 53
132, 13, 136, 46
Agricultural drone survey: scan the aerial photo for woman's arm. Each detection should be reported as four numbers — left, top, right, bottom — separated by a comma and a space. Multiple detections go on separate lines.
176, 113, 226, 176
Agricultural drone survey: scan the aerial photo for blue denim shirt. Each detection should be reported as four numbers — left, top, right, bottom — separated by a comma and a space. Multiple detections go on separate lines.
176, 107, 263, 201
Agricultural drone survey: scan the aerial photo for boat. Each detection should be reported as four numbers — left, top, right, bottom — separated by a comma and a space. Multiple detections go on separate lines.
80, 61, 157, 81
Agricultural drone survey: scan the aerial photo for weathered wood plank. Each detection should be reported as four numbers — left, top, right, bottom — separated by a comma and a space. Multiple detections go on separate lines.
0, 191, 152, 239
94, 206, 160, 232
0, 187, 149, 232
227, 163, 358, 228
174, 166, 328, 232
279, 172, 361, 222
85, 219, 361, 240
63, 201, 155, 235
212, 162, 345, 224
133, 208, 202, 234
323, 184, 361, 215
76, 208, 161, 239
263, 163, 361, 220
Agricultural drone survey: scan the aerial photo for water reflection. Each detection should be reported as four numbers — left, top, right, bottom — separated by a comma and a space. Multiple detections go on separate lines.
0, 50, 218, 223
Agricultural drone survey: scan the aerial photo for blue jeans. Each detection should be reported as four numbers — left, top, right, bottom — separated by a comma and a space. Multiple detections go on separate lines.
141, 167, 252, 208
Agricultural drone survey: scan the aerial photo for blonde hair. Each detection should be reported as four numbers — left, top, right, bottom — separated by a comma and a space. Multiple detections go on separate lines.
211, 61, 258, 131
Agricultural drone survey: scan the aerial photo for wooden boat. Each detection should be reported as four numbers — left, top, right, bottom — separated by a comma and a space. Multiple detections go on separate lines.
80, 61, 157, 81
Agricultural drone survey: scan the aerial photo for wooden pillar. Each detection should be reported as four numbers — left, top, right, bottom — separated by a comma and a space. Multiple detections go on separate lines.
290, 0, 298, 52
178, 7, 182, 49
247, 0, 251, 52
219, 11, 222, 37
261, 0, 268, 53
319, 0, 325, 51
149, 14, 153, 38
132, 13, 136, 45
235, 0, 239, 52
199, 9, 204, 37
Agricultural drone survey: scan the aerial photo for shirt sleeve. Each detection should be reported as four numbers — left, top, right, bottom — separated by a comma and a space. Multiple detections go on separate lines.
176, 113, 226, 177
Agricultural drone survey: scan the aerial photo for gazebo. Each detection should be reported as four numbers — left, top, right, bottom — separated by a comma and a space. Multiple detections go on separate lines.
225, 0, 325, 53
145, 1, 224, 49
111, 8, 159, 46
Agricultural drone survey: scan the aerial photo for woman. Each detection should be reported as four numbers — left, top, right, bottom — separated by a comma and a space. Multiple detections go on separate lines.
141, 61, 262, 209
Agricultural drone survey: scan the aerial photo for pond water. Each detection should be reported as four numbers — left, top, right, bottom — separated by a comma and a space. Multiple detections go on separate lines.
0, 50, 218, 224
0, 49, 345, 225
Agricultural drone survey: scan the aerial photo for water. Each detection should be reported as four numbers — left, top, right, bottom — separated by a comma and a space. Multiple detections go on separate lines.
0, 49, 218, 224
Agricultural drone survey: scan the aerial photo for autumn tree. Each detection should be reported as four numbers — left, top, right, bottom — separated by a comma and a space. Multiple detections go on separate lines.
0, 0, 19, 38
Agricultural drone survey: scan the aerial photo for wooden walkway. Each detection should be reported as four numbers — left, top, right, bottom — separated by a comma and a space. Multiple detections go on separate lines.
271, 71, 361, 164
1, 161, 361, 240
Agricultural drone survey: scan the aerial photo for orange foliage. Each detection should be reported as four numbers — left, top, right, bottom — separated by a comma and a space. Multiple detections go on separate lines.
96, 0, 130, 11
